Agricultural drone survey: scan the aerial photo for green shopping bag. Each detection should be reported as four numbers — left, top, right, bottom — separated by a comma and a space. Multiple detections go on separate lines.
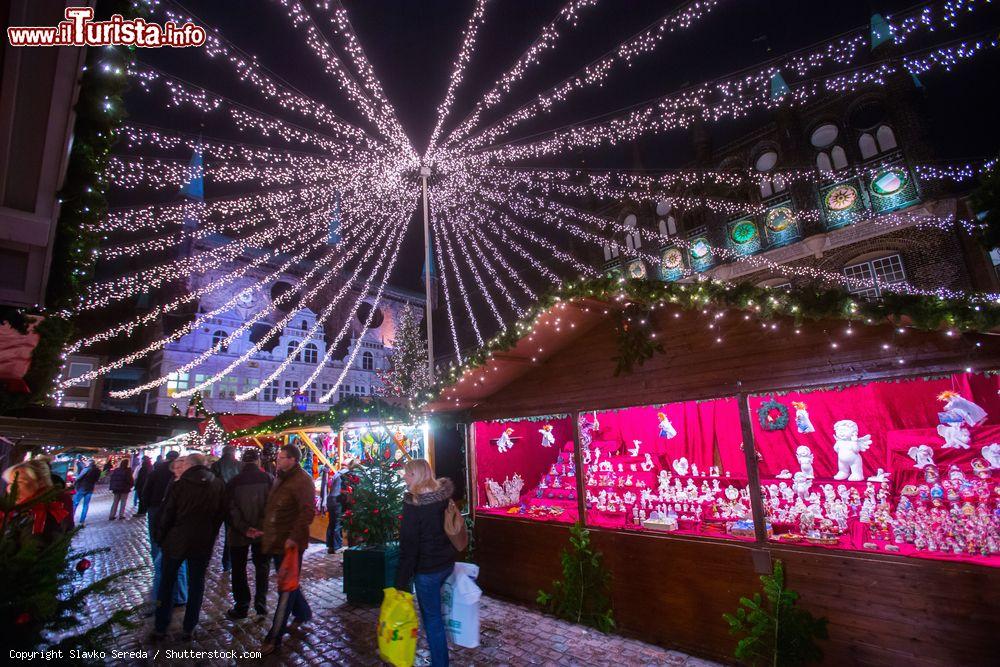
377, 587, 418, 667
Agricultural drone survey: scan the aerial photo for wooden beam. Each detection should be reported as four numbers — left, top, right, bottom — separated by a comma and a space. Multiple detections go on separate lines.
295, 430, 333, 470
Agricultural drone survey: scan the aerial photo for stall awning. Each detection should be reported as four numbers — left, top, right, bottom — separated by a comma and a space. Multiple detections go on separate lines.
198, 413, 272, 435
0, 406, 201, 450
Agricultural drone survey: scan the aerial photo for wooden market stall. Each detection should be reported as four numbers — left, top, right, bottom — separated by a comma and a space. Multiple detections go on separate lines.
426, 280, 1000, 666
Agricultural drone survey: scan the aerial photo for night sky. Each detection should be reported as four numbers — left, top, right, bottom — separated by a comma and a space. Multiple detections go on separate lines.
121, 0, 1000, 292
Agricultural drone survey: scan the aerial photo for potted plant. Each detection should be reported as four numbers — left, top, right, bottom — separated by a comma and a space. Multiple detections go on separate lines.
342, 430, 406, 605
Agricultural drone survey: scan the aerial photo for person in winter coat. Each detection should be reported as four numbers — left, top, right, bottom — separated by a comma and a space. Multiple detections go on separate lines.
225, 448, 273, 620
395, 459, 457, 667
108, 460, 134, 520
212, 445, 242, 572
260, 444, 314, 655
72, 458, 100, 526
142, 451, 187, 610
149, 453, 226, 642
133, 455, 152, 514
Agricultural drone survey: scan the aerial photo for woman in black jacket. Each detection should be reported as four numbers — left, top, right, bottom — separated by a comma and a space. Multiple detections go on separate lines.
108, 460, 133, 520
395, 459, 456, 667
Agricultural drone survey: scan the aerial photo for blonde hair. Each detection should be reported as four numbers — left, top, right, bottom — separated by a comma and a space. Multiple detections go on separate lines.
2, 459, 53, 499
403, 459, 440, 495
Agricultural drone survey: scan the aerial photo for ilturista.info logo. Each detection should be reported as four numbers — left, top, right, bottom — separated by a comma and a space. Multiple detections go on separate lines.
7, 7, 206, 48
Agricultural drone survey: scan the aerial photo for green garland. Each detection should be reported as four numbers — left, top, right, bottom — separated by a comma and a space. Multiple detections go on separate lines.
612, 304, 664, 376
228, 395, 412, 439
0, 0, 145, 413
757, 399, 790, 431
418, 276, 1000, 409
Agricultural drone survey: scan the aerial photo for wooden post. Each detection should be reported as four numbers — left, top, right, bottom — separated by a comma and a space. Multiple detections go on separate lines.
296, 430, 334, 470
467, 422, 479, 517
736, 393, 769, 545
571, 411, 587, 524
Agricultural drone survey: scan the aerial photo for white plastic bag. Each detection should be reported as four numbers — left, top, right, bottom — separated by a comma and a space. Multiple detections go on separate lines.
441, 562, 481, 648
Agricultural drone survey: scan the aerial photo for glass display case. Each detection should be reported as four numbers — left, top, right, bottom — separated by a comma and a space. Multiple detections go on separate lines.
473, 415, 578, 524
579, 398, 753, 540
749, 372, 1000, 564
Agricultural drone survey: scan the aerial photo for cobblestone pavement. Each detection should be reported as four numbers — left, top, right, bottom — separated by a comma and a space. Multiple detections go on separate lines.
74, 489, 722, 666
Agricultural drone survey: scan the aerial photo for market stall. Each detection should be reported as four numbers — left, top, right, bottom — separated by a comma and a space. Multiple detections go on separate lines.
425, 278, 1000, 666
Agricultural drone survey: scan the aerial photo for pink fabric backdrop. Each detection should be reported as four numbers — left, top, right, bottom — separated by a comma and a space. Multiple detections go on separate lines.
588, 397, 746, 475
474, 417, 574, 504
750, 373, 1000, 478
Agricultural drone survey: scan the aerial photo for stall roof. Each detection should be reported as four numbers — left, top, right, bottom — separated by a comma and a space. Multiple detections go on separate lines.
0, 406, 201, 450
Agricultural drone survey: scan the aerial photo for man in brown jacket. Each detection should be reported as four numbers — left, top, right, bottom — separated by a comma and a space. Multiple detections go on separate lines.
259, 444, 314, 655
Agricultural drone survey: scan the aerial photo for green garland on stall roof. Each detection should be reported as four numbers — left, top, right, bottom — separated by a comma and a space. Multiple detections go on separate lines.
0, 0, 146, 414
416, 276, 1000, 410
612, 304, 664, 376
489, 413, 570, 424
228, 395, 412, 439
748, 372, 978, 399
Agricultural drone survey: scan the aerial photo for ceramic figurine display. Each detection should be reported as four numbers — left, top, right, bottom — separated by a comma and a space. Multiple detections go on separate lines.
908, 444, 936, 468
658, 412, 677, 439
496, 427, 515, 453
484, 474, 525, 507
938, 421, 972, 449
867, 468, 891, 482
792, 471, 812, 499
792, 401, 816, 433
937, 390, 988, 428
672, 457, 690, 476
640, 453, 655, 472
982, 443, 1000, 469
795, 445, 815, 478
776, 469, 793, 479
539, 424, 555, 447
627, 440, 641, 457
832, 419, 871, 481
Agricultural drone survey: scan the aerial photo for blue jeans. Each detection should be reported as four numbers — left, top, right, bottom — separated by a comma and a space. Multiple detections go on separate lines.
155, 555, 208, 633
414, 567, 452, 667
148, 509, 187, 605
73, 491, 93, 523
265, 552, 311, 647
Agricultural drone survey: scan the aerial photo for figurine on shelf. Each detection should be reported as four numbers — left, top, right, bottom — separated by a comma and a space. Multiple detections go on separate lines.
578, 414, 595, 448
539, 424, 555, 447
691, 463, 700, 477
617, 463, 624, 473
776, 469, 793, 479
832, 419, 871, 481
908, 444, 936, 468
709, 466, 720, 477
795, 445, 815, 478
640, 453, 655, 472
553, 476, 562, 488
938, 421, 971, 450
627, 440, 641, 457
672, 457, 690, 476
658, 412, 677, 439
658, 470, 671, 492
792, 472, 812, 499
599, 460, 613, 472
582, 448, 592, 465
937, 390, 988, 428
867, 468, 891, 482
981, 443, 1000, 469
496, 428, 515, 453
792, 401, 816, 434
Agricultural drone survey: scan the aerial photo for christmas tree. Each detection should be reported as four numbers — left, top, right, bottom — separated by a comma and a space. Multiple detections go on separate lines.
0, 481, 136, 651
186, 390, 209, 418
377, 305, 432, 407
342, 429, 406, 548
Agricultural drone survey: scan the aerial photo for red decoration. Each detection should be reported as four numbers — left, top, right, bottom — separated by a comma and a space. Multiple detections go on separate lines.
16, 612, 31, 625
76, 558, 92, 573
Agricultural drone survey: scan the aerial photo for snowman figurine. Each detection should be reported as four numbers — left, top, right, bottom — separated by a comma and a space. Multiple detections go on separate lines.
538, 424, 555, 448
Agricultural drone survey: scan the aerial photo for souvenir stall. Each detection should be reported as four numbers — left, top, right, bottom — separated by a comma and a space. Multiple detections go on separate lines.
427, 279, 1000, 666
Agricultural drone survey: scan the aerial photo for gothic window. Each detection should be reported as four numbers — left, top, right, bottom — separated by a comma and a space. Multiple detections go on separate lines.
603, 242, 619, 262
211, 330, 229, 354
303, 342, 318, 364
623, 213, 641, 250
876, 125, 897, 152
843, 254, 907, 299
362, 351, 374, 371
858, 133, 878, 159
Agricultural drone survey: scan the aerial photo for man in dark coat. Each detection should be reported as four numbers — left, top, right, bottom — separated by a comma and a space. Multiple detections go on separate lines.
133, 455, 152, 515
149, 453, 226, 641
72, 458, 100, 526
212, 445, 242, 572
225, 448, 273, 619
142, 451, 187, 609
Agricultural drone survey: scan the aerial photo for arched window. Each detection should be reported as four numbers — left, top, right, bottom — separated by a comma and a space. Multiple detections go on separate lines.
753, 150, 783, 198
831, 146, 848, 170
876, 125, 897, 152
811, 124, 848, 173
211, 330, 229, 354
858, 133, 878, 159
287, 343, 301, 362
623, 213, 641, 250
300, 320, 308, 330
302, 342, 318, 364
603, 242, 619, 262
656, 200, 676, 237
362, 351, 374, 371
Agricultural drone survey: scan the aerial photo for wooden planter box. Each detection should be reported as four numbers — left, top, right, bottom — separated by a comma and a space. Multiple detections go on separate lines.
343, 544, 400, 605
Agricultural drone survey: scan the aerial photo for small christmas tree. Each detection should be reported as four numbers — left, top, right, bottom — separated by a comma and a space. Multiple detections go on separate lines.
0, 481, 136, 651
342, 430, 406, 548
186, 390, 209, 418
723, 560, 828, 666
537, 523, 615, 632
377, 305, 432, 407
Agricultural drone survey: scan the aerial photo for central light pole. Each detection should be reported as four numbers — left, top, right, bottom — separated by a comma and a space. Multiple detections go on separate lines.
419, 165, 435, 383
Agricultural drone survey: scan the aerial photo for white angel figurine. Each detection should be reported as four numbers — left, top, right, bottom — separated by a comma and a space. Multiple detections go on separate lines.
937, 390, 988, 428
792, 401, 816, 433
832, 420, 871, 481
538, 425, 555, 447
792, 472, 812, 499
907, 444, 935, 468
866, 468, 891, 482
691, 463, 700, 477
937, 422, 971, 449
672, 457, 690, 476
980, 443, 1000, 469
627, 440, 641, 457
640, 453, 655, 472
795, 445, 815, 478
657, 412, 677, 439
496, 428, 515, 453
775, 469, 793, 479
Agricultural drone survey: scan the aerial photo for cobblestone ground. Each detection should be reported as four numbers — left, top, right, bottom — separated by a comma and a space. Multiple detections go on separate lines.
73, 489, 721, 666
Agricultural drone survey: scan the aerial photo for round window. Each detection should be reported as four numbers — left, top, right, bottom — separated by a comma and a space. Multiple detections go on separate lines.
825, 185, 858, 211
356, 302, 385, 328
623, 213, 638, 227
765, 207, 795, 232
810, 124, 839, 148
661, 248, 683, 269
690, 238, 711, 259
754, 151, 778, 172
655, 200, 673, 216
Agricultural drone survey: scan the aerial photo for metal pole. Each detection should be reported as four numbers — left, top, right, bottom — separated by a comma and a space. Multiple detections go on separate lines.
419, 166, 435, 382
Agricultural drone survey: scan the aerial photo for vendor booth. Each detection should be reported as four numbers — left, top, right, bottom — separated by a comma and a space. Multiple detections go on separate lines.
426, 279, 1000, 666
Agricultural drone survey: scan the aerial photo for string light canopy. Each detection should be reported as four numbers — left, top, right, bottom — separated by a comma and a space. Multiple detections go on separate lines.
55, 0, 1000, 408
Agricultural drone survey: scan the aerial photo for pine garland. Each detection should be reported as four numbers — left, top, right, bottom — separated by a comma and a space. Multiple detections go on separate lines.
537, 523, 615, 633
228, 396, 411, 439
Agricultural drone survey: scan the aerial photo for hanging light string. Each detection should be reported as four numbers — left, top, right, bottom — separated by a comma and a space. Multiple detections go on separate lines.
430, 210, 464, 366
433, 212, 485, 347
